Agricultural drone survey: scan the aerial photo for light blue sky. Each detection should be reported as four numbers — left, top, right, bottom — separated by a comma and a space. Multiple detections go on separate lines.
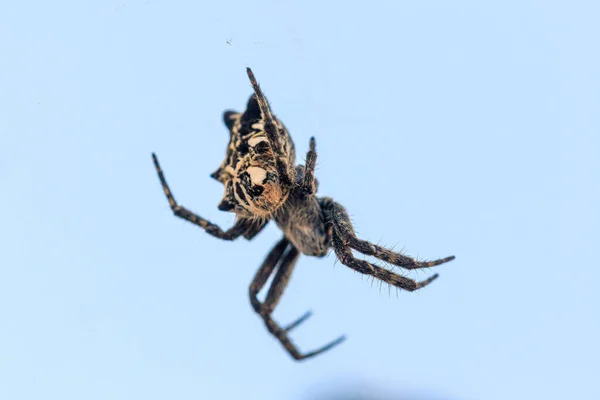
1, 1, 599, 399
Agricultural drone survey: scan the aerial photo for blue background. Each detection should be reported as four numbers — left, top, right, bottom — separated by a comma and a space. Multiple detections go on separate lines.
1, 1, 599, 399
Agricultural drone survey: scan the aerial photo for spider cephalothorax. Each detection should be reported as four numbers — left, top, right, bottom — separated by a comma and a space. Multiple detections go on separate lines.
152, 68, 455, 361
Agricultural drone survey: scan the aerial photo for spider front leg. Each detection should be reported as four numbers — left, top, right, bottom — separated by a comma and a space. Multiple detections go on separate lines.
249, 238, 346, 361
300, 137, 317, 197
246, 68, 295, 187
152, 153, 250, 240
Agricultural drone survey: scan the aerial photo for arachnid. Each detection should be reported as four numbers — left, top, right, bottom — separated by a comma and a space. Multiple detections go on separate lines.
151, 68, 455, 361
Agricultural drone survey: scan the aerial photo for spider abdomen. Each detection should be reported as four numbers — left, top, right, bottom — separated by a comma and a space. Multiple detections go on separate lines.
213, 101, 296, 218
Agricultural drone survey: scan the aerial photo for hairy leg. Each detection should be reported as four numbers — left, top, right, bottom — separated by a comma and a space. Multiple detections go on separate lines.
321, 199, 442, 290
262, 246, 300, 314
242, 218, 269, 240
246, 68, 294, 186
249, 238, 289, 312
300, 137, 317, 197
332, 235, 439, 291
328, 199, 454, 270
249, 238, 345, 361
346, 236, 454, 269
152, 153, 257, 240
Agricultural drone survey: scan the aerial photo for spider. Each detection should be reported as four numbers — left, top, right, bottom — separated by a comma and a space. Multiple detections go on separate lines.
151, 68, 455, 361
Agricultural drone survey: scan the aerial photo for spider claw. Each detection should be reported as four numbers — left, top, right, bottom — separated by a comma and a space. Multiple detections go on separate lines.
284, 310, 313, 332
302, 335, 347, 360
151, 152, 161, 171
422, 255, 455, 267
416, 273, 439, 289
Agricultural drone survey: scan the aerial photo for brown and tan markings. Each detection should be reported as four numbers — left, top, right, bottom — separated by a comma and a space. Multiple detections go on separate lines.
152, 68, 455, 361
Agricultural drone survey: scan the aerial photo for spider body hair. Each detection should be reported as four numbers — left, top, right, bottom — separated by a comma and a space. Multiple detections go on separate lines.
151, 68, 455, 361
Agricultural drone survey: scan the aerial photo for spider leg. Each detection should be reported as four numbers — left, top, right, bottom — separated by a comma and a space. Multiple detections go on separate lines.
152, 153, 254, 240
331, 235, 439, 291
249, 238, 346, 361
346, 236, 454, 269
242, 218, 269, 240
246, 67, 294, 186
262, 245, 300, 315
322, 199, 440, 290
249, 237, 289, 313
329, 200, 454, 270
282, 310, 313, 332
300, 137, 317, 197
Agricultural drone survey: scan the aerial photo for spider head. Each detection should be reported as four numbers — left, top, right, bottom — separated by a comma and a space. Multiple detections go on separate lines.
211, 95, 295, 218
